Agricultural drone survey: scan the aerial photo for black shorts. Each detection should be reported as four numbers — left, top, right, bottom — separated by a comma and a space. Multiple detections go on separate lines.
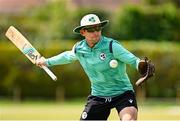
80, 90, 138, 120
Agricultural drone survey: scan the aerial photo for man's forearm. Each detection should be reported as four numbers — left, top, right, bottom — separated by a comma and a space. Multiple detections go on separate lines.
45, 51, 77, 66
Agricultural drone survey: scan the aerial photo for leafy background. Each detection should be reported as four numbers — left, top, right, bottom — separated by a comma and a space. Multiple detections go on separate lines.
0, 0, 180, 101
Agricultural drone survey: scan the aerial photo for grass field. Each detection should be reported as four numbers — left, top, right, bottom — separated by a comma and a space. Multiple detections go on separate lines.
0, 99, 180, 120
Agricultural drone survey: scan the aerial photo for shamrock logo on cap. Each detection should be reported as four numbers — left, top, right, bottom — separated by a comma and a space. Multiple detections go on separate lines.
88, 17, 96, 22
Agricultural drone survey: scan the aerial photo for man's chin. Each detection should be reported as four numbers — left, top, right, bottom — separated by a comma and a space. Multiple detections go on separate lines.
94, 37, 100, 41
92, 39, 100, 44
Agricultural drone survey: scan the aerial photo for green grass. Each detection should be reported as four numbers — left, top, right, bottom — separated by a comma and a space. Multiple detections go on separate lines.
0, 99, 180, 120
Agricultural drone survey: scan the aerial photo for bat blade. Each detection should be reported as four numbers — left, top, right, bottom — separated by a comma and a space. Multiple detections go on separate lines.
5, 26, 40, 64
5, 26, 57, 81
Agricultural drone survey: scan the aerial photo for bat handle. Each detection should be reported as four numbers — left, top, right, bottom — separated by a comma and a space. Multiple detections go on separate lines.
42, 65, 57, 81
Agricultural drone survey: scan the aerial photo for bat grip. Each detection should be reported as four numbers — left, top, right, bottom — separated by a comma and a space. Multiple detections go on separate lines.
42, 65, 57, 81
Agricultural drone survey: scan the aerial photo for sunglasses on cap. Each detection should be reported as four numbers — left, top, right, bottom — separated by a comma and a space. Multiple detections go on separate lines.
83, 26, 102, 33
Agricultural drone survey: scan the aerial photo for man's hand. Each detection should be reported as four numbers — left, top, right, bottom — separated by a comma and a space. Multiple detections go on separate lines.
36, 57, 47, 68
136, 57, 155, 86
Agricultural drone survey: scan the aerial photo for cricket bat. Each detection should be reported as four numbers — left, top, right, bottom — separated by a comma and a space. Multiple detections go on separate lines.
5, 26, 57, 81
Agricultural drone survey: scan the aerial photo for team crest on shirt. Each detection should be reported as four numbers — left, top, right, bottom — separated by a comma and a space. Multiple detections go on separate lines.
99, 52, 106, 60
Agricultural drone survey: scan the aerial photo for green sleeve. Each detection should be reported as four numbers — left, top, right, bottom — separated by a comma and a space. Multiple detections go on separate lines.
45, 50, 77, 66
112, 41, 140, 69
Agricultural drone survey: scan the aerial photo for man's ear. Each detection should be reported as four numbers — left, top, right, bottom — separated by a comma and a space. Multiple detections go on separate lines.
80, 29, 85, 36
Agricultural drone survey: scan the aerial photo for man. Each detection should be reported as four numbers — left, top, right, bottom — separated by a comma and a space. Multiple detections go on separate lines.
36, 14, 155, 120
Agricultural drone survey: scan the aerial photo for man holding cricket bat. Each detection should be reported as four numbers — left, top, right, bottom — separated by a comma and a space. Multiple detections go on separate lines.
36, 14, 155, 120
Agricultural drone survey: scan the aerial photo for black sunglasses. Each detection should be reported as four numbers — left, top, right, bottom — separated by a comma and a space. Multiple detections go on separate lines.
83, 26, 102, 32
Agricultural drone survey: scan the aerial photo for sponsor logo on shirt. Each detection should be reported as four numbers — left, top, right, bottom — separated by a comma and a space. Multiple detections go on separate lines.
129, 99, 133, 103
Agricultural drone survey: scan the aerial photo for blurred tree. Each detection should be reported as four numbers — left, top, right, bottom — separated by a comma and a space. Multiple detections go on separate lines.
26, 0, 69, 46
173, 0, 180, 7
145, 0, 169, 5
145, 0, 180, 7
111, 4, 180, 41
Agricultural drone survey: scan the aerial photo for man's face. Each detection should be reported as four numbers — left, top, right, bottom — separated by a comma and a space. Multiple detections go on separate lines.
80, 25, 102, 44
